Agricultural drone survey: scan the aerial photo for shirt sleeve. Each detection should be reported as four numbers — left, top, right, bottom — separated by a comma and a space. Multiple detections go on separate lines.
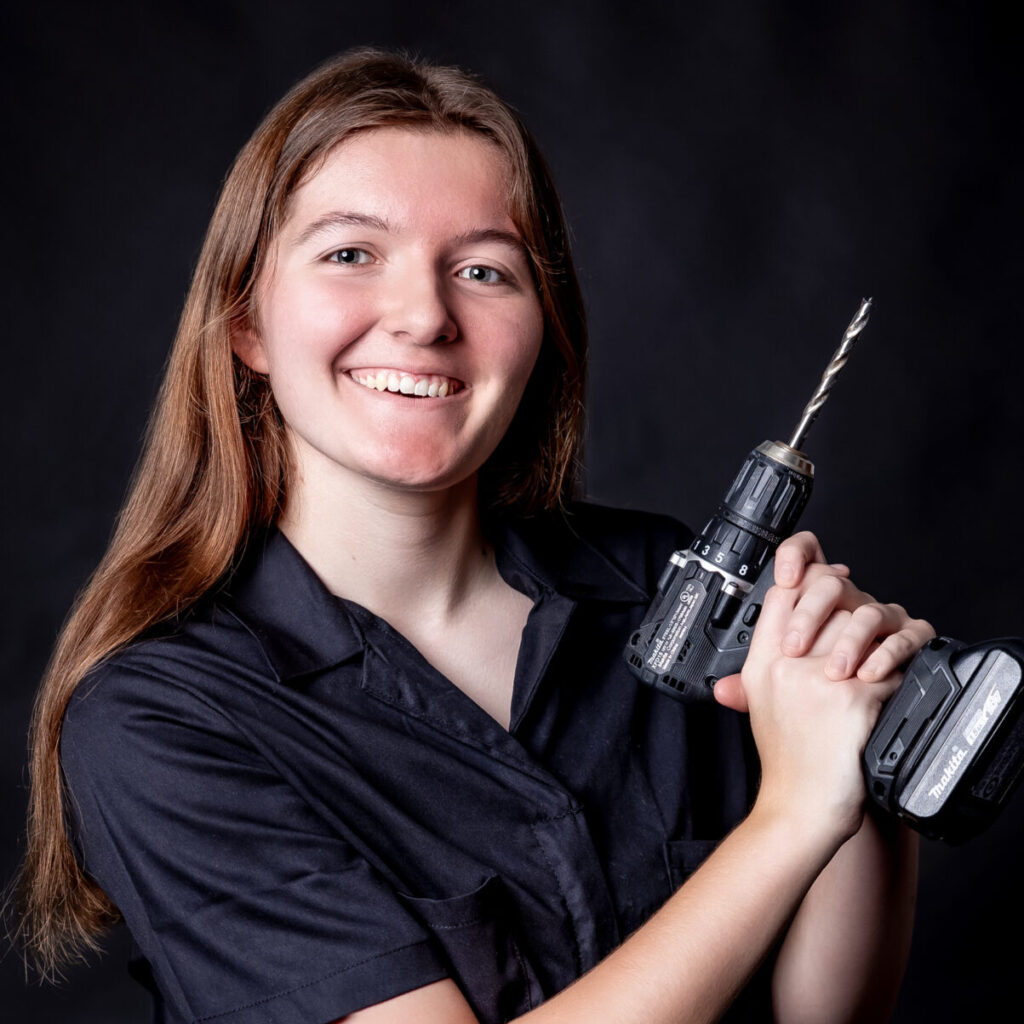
60, 653, 448, 1024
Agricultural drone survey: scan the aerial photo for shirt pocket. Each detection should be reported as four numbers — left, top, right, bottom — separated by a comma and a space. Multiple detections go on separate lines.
663, 838, 720, 891
399, 874, 541, 1024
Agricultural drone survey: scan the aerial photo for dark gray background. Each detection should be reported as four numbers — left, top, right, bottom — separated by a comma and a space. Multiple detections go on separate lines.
5, 1, 1022, 1021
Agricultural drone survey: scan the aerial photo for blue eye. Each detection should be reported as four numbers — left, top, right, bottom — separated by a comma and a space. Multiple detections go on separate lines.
458, 265, 502, 284
328, 248, 372, 265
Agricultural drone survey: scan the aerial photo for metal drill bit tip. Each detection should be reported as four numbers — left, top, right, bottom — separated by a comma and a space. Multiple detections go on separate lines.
787, 298, 872, 452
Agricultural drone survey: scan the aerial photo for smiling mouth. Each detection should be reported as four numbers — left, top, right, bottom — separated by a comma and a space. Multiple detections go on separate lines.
348, 369, 464, 398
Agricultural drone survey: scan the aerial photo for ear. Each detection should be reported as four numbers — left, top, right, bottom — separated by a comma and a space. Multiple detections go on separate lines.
231, 324, 271, 374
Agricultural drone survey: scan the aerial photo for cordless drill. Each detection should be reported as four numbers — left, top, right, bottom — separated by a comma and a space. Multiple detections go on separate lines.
624, 301, 1024, 842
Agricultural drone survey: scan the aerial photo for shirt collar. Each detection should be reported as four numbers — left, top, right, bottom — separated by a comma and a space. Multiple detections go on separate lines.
222, 507, 650, 683
222, 530, 366, 682
491, 508, 652, 604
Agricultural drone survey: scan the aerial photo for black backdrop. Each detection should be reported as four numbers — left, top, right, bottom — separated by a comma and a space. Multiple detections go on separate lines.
5, 2, 1023, 1021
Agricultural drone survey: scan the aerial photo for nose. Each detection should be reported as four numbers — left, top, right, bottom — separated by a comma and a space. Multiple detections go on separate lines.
378, 262, 458, 346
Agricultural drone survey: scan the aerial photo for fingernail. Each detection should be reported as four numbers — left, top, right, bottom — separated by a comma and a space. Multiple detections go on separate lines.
783, 630, 802, 652
862, 656, 882, 676
827, 653, 849, 677
777, 563, 795, 584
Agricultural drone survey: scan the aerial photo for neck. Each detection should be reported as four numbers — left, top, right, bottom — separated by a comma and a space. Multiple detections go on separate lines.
279, 467, 493, 627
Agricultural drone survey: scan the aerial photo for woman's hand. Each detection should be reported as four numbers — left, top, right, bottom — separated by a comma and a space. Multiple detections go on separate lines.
770, 531, 934, 683
713, 531, 934, 840
714, 531, 934, 710
740, 587, 906, 841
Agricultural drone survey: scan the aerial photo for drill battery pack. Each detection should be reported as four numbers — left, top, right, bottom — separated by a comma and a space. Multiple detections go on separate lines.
864, 636, 1024, 843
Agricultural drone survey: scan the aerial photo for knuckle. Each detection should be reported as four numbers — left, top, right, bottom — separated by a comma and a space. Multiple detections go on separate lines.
781, 531, 821, 559
805, 561, 843, 582
776, 539, 801, 561
801, 563, 827, 583
830, 608, 854, 633
884, 631, 917, 657
852, 603, 885, 632
788, 610, 814, 636
815, 574, 845, 601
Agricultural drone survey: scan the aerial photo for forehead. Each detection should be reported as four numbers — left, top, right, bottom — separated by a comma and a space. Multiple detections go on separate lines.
283, 128, 516, 236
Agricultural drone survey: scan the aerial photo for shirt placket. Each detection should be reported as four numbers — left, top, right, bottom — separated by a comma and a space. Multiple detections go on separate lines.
354, 598, 622, 981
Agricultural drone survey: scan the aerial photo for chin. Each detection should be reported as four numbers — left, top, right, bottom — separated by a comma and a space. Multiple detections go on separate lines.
356, 447, 479, 495
295, 427, 497, 499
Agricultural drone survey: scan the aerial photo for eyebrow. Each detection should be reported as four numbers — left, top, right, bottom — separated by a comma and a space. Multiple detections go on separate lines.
292, 211, 391, 247
450, 227, 530, 260
291, 211, 530, 261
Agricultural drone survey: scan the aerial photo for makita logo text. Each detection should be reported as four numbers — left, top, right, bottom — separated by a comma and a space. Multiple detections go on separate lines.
929, 747, 967, 801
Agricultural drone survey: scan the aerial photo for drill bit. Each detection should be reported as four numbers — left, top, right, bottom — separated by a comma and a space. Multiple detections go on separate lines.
787, 297, 873, 452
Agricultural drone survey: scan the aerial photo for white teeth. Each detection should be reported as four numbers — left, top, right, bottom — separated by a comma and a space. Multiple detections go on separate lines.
350, 369, 461, 399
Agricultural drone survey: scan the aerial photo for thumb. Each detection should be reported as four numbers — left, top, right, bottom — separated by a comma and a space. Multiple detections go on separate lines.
713, 673, 749, 713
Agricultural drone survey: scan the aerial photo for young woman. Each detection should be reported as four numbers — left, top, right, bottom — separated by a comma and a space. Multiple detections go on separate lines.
22, 50, 931, 1024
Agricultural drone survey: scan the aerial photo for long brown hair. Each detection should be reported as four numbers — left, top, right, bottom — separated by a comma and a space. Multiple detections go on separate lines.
20, 48, 587, 977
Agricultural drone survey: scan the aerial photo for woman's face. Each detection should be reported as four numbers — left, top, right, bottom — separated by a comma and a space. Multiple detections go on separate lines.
234, 128, 544, 503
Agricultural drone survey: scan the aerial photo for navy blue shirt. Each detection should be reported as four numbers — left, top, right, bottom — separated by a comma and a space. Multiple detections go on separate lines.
61, 504, 762, 1024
